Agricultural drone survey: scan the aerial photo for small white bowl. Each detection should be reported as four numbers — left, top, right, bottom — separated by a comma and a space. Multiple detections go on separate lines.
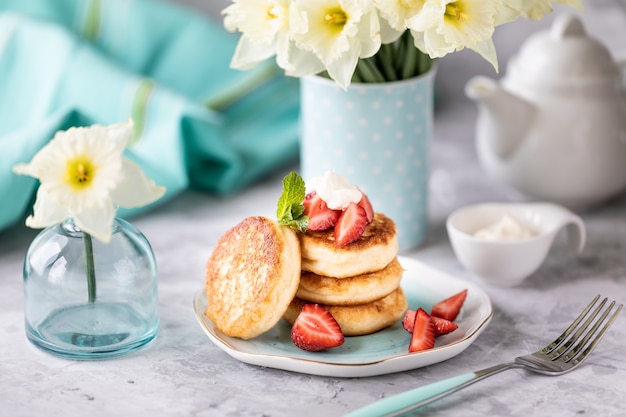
446, 202, 586, 287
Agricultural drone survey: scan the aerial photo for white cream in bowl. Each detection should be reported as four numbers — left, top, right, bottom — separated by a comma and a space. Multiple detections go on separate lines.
446, 202, 586, 286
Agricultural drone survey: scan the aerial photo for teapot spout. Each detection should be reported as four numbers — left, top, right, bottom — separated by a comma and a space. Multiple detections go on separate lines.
465, 76, 536, 159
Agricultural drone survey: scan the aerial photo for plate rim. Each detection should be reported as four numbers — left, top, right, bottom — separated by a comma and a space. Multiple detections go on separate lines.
194, 256, 493, 377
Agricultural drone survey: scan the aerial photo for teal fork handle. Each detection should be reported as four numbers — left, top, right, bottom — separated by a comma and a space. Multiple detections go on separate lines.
344, 363, 515, 417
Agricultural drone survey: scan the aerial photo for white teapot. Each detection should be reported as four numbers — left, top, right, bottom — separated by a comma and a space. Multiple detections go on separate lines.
465, 14, 626, 208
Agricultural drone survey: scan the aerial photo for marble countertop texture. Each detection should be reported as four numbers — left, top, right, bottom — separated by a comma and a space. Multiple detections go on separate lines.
1, 1, 625, 416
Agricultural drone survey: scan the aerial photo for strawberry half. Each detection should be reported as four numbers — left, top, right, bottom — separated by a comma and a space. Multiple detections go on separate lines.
303, 191, 341, 231
409, 308, 435, 352
357, 192, 374, 223
290, 304, 345, 352
431, 289, 468, 322
431, 316, 459, 337
334, 202, 368, 246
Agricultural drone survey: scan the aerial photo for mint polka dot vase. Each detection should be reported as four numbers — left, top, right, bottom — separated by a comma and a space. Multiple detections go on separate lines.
300, 67, 436, 251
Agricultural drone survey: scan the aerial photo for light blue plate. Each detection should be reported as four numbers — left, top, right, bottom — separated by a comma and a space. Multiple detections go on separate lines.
193, 256, 492, 377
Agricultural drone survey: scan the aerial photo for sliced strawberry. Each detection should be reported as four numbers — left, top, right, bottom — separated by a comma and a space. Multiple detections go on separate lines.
303, 191, 341, 231
357, 192, 374, 223
431, 289, 468, 322
402, 309, 416, 333
409, 308, 435, 352
290, 304, 344, 352
403, 309, 459, 337
334, 202, 368, 246
431, 316, 459, 337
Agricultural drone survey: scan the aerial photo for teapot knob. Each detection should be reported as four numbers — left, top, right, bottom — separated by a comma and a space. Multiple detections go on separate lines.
551, 14, 586, 39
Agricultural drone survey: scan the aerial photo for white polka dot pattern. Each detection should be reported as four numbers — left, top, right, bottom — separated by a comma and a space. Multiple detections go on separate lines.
299, 71, 436, 250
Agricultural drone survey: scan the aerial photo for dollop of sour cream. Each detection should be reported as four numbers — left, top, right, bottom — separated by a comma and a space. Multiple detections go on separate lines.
473, 215, 536, 241
307, 171, 362, 210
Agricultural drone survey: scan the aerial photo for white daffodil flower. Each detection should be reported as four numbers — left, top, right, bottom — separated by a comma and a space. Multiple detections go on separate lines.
290, 0, 382, 89
13, 120, 165, 243
407, 0, 499, 71
223, 0, 294, 71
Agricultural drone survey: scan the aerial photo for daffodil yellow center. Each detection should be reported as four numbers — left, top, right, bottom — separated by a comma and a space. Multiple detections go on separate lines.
66, 157, 96, 190
444, 2, 468, 24
267, 6, 278, 19
324, 8, 348, 33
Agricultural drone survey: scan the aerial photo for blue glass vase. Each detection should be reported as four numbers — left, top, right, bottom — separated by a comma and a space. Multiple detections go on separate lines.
23, 217, 159, 359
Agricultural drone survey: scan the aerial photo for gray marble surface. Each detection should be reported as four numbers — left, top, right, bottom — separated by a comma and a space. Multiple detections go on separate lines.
1, 1, 625, 416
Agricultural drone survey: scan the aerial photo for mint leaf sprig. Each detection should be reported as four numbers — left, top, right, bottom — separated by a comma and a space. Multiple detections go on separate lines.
276, 171, 309, 233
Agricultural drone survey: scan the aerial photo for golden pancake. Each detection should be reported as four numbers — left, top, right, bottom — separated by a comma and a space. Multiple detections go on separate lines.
299, 213, 398, 278
296, 257, 404, 306
284, 287, 408, 337
205, 216, 301, 339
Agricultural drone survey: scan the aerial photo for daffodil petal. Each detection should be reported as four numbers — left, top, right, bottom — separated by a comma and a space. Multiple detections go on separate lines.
470, 38, 499, 72
104, 119, 134, 149
231, 36, 278, 70
356, 11, 381, 58
378, 17, 403, 44
283, 47, 326, 77
274, 32, 295, 72
12, 162, 36, 177
494, 5, 522, 26
73, 203, 115, 243
111, 158, 166, 208
25, 188, 68, 229
410, 28, 455, 59
326, 44, 361, 89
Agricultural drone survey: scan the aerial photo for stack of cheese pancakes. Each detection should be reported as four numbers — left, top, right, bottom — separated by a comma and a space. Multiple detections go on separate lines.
284, 213, 407, 336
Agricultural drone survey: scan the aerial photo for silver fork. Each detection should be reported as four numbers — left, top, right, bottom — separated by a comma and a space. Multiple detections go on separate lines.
345, 295, 622, 417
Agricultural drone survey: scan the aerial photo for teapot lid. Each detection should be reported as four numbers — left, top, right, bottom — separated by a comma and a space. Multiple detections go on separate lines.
506, 14, 621, 88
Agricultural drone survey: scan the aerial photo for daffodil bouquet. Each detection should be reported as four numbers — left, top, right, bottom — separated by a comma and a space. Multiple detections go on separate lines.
223, 0, 583, 89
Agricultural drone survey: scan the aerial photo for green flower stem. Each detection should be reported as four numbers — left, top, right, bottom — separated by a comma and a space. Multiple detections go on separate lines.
204, 62, 280, 111
355, 58, 386, 83
394, 33, 409, 74
83, 232, 97, 304
82, 0, 101, 41
376, 43, 399, 82
401, 34, 419, 79
418, 50, 433, 74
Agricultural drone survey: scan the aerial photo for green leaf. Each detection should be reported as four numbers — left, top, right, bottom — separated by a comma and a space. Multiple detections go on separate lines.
276, 172, 309, 232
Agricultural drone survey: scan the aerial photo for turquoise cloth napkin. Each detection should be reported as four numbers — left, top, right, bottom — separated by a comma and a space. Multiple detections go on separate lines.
0, 0, 300, 233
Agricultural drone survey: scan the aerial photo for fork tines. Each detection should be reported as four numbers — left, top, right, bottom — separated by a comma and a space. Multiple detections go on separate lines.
541, 295, 623, 365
